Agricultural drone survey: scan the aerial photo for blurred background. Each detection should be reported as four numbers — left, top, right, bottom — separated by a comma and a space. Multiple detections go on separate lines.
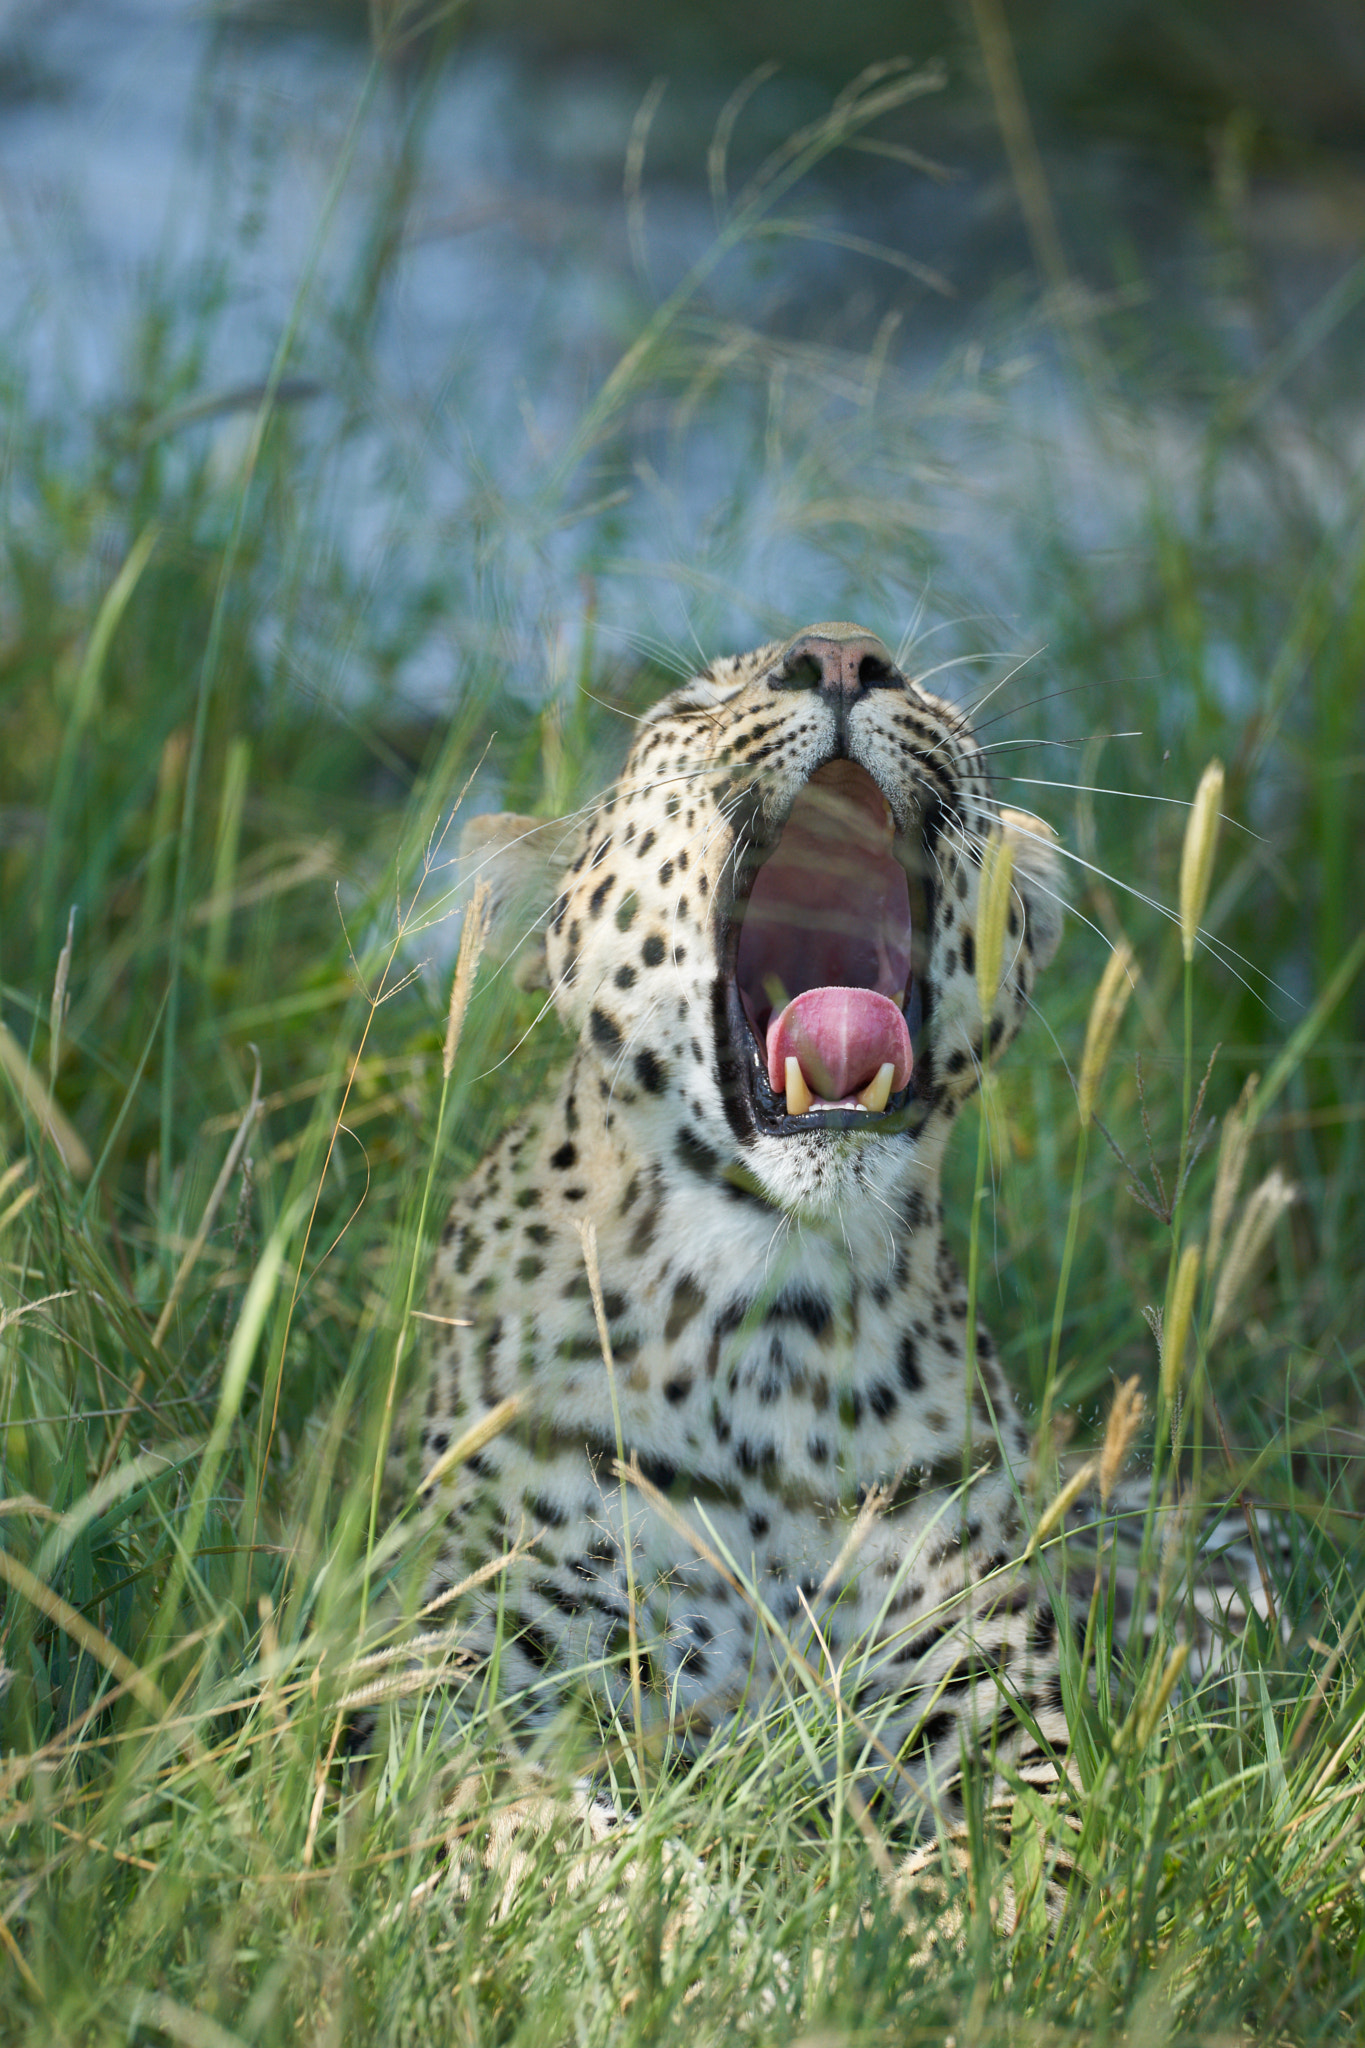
4, 0, 1363, 698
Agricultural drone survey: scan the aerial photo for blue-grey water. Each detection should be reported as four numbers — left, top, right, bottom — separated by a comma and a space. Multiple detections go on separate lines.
2, 0, 1361, 727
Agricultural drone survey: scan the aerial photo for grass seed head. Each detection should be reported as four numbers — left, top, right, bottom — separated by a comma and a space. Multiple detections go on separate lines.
1121, 1642, 1191, 1751
1161, 1242, 1202, 1410
1099, 1373, 1145, 1504
48, 905, 76, 1089
1025, 1457, 1097, 1556
1179, 759, 1225, 963
1077, 939, 1137, 1123
444, 879, 492, 1079
1207, 1071, 1259, 1274
1211, 1166, 1296, 1343
976, 828, 1015, 1023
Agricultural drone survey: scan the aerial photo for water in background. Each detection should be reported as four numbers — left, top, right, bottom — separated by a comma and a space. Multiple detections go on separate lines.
2, 0, 1362, 716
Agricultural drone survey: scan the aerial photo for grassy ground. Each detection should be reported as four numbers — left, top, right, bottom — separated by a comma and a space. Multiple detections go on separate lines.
2, 26, 1365, 2046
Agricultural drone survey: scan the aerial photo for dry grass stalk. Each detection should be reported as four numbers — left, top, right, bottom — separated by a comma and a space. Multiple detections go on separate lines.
1098, 1375, 1145, 1504
1211, 1167, 1296, 1343
1179, 759, 1225, 963
1024, 1457, 1097, 1557
1077, 939, 1136, 1123
97, 1054, 264, 1481
1119, 1642, 1190, 1752
0, 1021, 92, 1179
444, 879, 492, 1080
418, 1392, 524, 1497
1207, 1071, 1259, 1274
0, 1544, 168, 1720
153, 1052, 263, 1349
1161, 1242, 1202, 1410
975, 828, 1015, 1022
48, 905, 76, 1091
0, 1158, 37, 1234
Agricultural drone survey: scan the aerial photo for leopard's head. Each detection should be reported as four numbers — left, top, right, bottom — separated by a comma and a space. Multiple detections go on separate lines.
468, 623, 1062, 1217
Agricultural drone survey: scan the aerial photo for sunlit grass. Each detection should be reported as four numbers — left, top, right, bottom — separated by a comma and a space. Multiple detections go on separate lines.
1, 22, 1364, 2045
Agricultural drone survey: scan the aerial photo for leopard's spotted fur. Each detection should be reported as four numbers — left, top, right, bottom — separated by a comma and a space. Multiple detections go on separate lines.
413, 622, 1066, 1813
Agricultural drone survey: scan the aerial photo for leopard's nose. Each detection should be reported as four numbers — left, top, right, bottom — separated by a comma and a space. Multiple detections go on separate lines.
773, 622, 900, 697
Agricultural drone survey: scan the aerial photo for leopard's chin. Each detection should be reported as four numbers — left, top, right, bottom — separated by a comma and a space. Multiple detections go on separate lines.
719, 755, 935, 1142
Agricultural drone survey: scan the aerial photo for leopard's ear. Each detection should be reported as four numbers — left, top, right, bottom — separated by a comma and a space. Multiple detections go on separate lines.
999, 808, 1064, 972
459, 812, 571, 992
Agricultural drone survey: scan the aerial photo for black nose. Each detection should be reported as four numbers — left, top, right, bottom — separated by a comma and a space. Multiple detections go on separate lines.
772, 622, 900, 698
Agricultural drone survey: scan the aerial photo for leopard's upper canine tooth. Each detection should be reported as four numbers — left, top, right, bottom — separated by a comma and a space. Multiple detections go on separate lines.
784, 1056, 813, 1116
856, 1062, 895, 1113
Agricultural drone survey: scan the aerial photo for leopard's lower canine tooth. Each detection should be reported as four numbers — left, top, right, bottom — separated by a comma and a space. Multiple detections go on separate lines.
856, 1062, 895, 1112
784, 1056, 813, 1115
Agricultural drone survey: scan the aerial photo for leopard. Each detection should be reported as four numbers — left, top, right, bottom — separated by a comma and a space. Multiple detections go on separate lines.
408, 619, 1071, 1822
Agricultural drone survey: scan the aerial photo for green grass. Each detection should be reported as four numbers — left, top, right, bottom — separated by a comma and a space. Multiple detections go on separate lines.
2, 26, 1365, 2046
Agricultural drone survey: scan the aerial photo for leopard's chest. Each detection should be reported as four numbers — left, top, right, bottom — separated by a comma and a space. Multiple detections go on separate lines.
432, 1117, 984, 1478
422, 1082, 1029, 1703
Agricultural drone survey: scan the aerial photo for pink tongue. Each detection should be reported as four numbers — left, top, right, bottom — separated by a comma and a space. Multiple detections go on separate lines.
766, 988, 913, 1102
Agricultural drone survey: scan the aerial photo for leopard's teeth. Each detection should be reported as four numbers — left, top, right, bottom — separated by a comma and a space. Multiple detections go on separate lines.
784, 1056, 813, 1115
856, 1062, 895, 1113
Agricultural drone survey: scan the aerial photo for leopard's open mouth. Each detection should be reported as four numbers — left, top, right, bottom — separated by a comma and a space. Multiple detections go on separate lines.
721, 759, 934, 1139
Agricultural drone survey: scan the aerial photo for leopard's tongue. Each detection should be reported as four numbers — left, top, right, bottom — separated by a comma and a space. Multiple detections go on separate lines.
766, 988, 912, 1103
